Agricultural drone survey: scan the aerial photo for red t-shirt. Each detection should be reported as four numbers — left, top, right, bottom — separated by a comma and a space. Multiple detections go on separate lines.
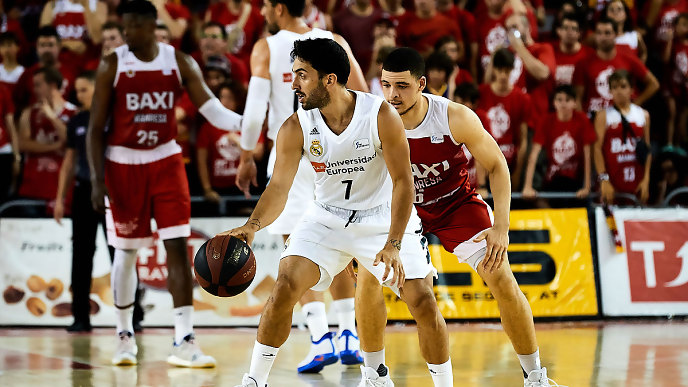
164, 3, 191, 48
644, 0, 688, 44
14, 63, 77, 112
477, 12, 508, 72
552, 43, 593, 86
572, 50, 649, 113
510, 42, 556, 120
397, 11, 462, 55
205, 3, 264, 67
0, 84, 14, 149
670, 40, 688, 97
18, 102, 77, 201
190, 51, 250, 86
477, 84, 532, 168
333, 7, 383, 75
534, 111, 596, 182
454, 68, 474, 85
196, 123, 263, 189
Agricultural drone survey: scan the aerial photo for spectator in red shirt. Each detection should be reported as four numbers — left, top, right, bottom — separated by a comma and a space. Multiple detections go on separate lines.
438, 0, 479, 78
478, 48, 531, 189
204, 0, 264, 68
396, 0, 463, 57
197, 81, 263, 202
573, 17, 659, 115
191, 21, 250, 86
150, 0, 190, 48
594, 70, 652, 204
0, 32, 24, 93
435, 35, 474, 88
333, 0, 383, 74
17, 67, 78, 203
645, 0, 688, 48
14, 27, 78, 113
551, 13, 592, 86
381, 0, 406, 23
523, 85, 596, 203
83, 21, 125, 71
604, 0, 647, 62
663, 12, 688, 152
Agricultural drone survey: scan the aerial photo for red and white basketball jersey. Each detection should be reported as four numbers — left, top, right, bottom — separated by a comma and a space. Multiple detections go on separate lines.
109, 42, 183, 156
52, 0, 97, 42
602, 104, 646, 194
406, 94, 475, 210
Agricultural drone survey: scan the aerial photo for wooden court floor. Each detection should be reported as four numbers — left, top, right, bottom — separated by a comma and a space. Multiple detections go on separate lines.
1, 320, 687, 387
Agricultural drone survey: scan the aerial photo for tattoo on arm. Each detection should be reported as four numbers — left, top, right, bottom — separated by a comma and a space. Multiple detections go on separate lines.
388, 239, 402, 251
248, 218, 261, 230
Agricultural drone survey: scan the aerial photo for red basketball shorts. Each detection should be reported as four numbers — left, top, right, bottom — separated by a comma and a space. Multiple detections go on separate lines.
104, 153, 190, 249
418, 193, 494, 270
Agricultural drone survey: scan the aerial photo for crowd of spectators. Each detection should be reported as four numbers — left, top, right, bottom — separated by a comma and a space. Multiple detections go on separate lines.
1, 0, 688, 217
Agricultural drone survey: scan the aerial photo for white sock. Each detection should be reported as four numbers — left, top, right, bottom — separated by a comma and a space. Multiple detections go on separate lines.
517, 349, 541, 374
249, 341, 279, 386
112, 249, 137, 334
301, 301, 329, 340
428, 358, 453, 387
361, 348, 385, 370
333, 298, 356, 336
174, 306, 194, 345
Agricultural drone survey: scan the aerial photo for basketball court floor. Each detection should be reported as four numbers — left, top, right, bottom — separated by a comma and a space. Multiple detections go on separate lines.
0, 320, 686, 386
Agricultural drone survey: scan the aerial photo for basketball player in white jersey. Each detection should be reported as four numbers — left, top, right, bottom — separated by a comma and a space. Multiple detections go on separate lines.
223, 39, 452, 387
236, 0, 369, 373
380, 47, 560, 387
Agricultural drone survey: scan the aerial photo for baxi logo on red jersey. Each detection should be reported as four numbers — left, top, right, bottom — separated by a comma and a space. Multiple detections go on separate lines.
126, 91, 175, 110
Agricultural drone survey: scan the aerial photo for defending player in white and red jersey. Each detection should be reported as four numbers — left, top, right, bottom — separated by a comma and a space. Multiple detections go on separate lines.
87, 0, 242, 368
381, 47, 560, 387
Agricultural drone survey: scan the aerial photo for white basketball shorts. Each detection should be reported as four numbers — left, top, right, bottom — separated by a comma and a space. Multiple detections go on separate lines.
281, 201, 437, 296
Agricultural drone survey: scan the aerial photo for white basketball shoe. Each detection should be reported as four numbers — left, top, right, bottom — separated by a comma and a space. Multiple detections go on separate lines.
524, 367, 565, 387
167, 333, 216, 368
358, 365, 394, 387
112, 331, 137, 366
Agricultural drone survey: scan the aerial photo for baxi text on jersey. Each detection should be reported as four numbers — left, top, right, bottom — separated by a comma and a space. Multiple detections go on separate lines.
125, 91, 175, 111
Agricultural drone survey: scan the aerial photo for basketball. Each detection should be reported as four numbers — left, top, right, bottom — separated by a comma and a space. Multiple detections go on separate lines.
193, 235, 256, 297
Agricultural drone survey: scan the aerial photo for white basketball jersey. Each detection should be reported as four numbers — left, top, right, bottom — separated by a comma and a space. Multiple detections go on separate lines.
265, 28, 334, 140
297, 91, 391, 210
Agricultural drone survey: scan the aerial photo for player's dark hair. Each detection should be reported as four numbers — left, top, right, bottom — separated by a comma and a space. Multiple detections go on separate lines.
202, 21, 228, 40
102, 21, 124, 34
77, 70, 96, 82
425, 51, 454, 78
455, 82, 480, 104
37, 26, 61, 42
492, 48, 515, 70
34, 67, 63, 88
552, 84, 576, 101
382, 47, 425, 79
117, 0, 158, 19
608, 69, 632, 87
0, 32, 19, 46
156, 23, 170, 32
291, 38, 350, 86
596, 16, 618, 33
603, 0, 633, 32
268, 0, 306, 18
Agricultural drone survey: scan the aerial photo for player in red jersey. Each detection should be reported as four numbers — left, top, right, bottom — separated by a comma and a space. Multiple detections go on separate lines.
594, 70, 651, 204
87, 0, 242, 368
381, 47, 559, 387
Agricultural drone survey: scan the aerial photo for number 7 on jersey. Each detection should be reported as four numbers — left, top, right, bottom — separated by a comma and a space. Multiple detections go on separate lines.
342, 179, 353, 200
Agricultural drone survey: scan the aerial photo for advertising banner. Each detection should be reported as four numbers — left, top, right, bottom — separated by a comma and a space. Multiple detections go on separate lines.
384, 208, 599, 319
595, 208, 688, 316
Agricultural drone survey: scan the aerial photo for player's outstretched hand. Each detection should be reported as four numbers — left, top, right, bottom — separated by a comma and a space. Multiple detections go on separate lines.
236, 152, 258, 199
474, 226, 509, 274
217, 220, 260, 246
374, 240, 405, 289
91, 182, 108, 213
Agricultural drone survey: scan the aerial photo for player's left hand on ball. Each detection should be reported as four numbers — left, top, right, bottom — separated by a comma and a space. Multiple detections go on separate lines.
217, 220, 260, 245
473, 226, 509, 273
374, 241, 405, 289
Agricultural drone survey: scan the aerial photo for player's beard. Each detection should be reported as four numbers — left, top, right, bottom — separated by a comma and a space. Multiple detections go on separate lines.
302, 82, 331, 110
267, 22, 280, 35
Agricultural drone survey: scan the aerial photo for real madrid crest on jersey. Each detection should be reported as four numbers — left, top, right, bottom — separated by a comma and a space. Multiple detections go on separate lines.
310, 140, 323, 157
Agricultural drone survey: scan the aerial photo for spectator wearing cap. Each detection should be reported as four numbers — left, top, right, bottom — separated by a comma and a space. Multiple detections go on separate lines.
14, 26, 78, 113
333, 0, 383, 74
204, 0, 264, 68
0, 32, 24, 93
396, 0, 463, 57
191, 21, 249, 86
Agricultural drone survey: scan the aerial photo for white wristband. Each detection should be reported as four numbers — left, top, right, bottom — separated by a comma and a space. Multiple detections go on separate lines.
198, 98, 242, 132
